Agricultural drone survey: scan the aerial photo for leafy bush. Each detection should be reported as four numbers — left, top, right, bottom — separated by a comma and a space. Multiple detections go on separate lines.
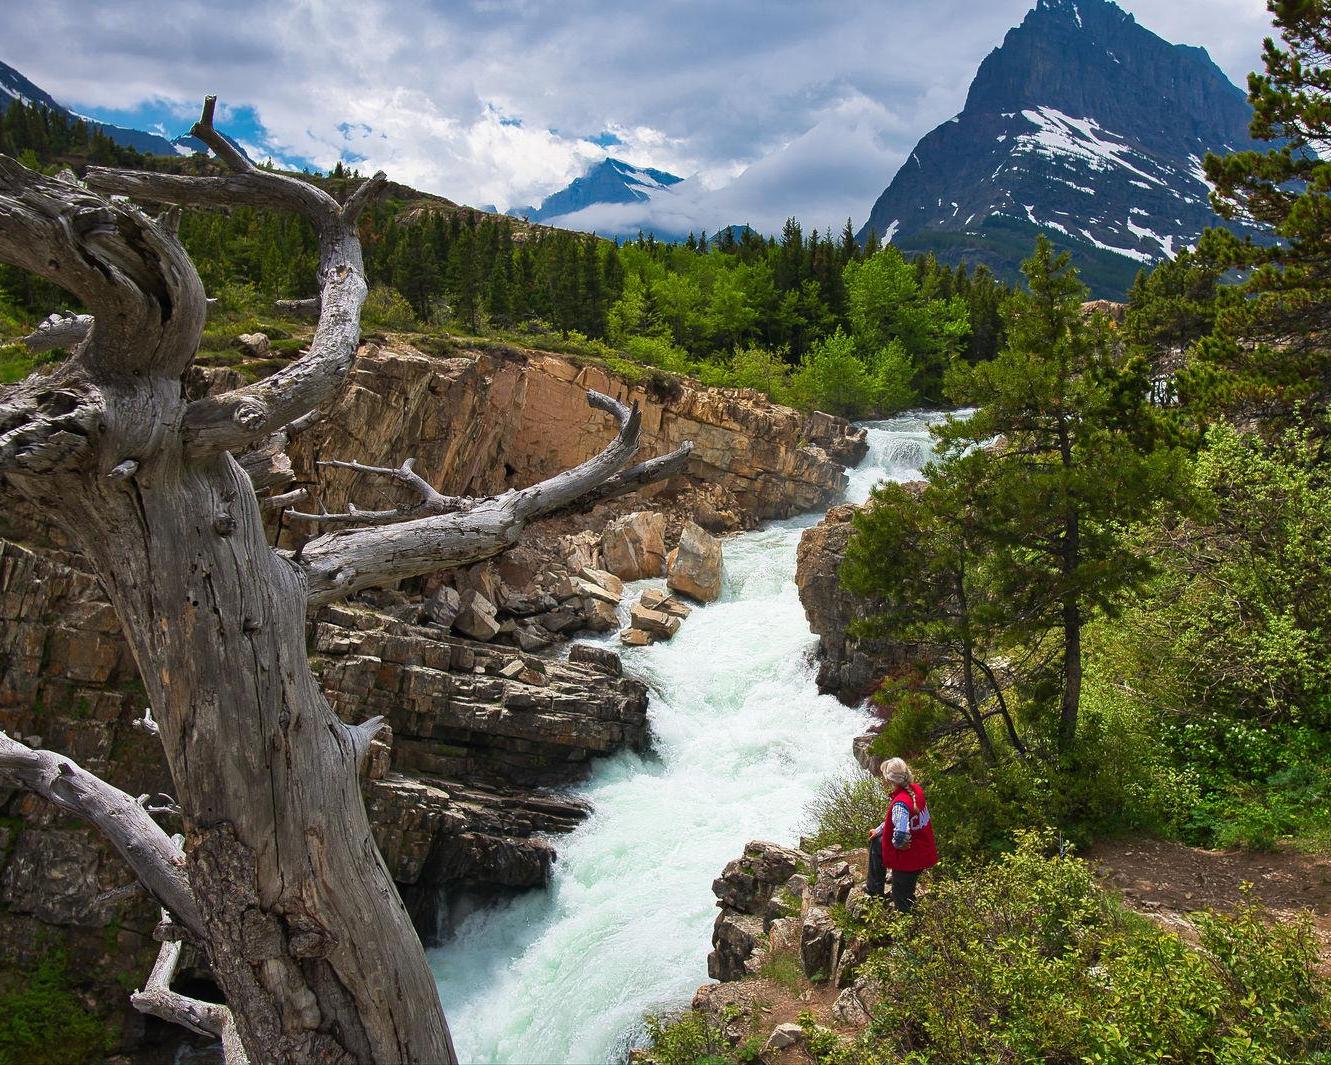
804, 769, 890, 851
822, 835, 1331, 1065
641, 1009, 750, 1065
362, 285, 418, 330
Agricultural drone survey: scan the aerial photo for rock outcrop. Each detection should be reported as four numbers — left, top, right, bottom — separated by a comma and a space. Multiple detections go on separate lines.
695, 839, 880, 1049
289, 340, 864, 532
796, 503, 912, 704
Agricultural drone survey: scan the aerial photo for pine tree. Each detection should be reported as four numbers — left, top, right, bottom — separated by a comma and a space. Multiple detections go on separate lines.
937, 237, 1186, 751
1199, 0, 1331, 422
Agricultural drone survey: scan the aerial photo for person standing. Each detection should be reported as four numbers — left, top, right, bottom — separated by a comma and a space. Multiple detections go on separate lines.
867, 757, 939, 912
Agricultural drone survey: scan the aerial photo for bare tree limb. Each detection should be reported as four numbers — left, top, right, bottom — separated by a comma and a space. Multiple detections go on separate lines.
0, 156, 206, 378
21, 312, 93, 353
0, 732, 203, 939
84, 98, 387, 456
133, 706, 160, 737
288, 457, 474, 526
262, 487, 307, 511
296, 390, 693, 605
132, 911, 249, 1065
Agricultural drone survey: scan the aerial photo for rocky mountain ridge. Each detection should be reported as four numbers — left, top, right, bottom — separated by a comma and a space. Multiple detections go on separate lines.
858, 0, 1265, 297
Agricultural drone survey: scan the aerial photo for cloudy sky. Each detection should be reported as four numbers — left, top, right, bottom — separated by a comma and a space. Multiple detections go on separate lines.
5, 0, 1275, 234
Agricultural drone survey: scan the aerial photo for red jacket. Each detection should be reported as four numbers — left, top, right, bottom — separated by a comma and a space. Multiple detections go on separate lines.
882, 782, 939, 873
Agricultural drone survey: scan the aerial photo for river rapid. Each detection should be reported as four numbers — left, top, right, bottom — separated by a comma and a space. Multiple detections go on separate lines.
430, 411, 941, 1064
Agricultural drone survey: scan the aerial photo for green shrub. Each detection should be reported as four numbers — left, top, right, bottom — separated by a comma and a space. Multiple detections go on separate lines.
833, 834, 1331, 1065
641, 1009, 740, 1065
362, 285, 418, 330
803, 769, 890, 851
0, 952, 113, 1065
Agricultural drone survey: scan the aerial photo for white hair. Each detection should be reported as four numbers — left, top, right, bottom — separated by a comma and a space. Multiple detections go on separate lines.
879, 757, 914, 787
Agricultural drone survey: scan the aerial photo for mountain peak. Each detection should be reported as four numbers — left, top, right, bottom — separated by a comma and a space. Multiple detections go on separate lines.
513, 155, 684, 228
859, 0, 1263, 297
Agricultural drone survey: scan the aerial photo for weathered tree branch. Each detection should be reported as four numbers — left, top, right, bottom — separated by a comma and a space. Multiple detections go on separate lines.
132, 912, 248, 1065
21, 311, 93, 353
0, 732, 203, 939
296, 389, 693, 605
288, 457, 474, 525
0, 156, 205, 378
84, 98, 387, 456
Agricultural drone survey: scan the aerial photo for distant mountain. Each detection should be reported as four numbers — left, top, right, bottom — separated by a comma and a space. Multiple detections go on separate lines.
509, 157, 686, 235
0, 59, 185, 156
858, 0, 1264, 297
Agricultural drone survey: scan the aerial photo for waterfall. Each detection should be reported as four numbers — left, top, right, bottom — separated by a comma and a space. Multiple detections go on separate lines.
430, 411, 944, 1064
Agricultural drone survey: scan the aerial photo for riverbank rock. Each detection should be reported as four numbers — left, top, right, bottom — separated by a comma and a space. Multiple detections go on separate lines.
707, 841, 810, 982
795, 502, 916, 704
602, 511, 668, 580
666, 521, 724, 603
628, 603, 681, 639
640, 587, 691, 619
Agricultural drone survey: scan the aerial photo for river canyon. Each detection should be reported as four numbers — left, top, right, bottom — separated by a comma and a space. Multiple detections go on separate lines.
431, 412, 942, 1064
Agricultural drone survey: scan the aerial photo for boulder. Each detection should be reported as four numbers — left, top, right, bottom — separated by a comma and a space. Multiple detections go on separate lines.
666, 521, 723, 603
235, 331, 271, 357
619, 628, 652, 647
561, 576, 620, 605
579, 567, 624, 597
513, 624, 553, 653
421, 585, 462, 628
763, 1023, 804, 1052
601, 512, 667, 581
831, 977, 881, 1028
582, 597, 621, 632
639, 587, 691, 619
568, 644, 623, 677
454, 590, 500, 641
800, 905, 841, 983
629, 603, 680, 639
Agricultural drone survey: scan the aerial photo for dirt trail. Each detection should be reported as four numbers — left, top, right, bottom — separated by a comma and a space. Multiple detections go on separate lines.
1086, 837, 1331, 958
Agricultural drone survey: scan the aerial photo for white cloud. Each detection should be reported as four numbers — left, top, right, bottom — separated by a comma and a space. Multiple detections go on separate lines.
0, 0, 1273, 230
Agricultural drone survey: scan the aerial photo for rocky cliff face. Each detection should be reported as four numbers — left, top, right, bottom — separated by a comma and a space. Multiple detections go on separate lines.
290, 339, 864, 531
0, 338, 863, 1056
795, 503, 910, 705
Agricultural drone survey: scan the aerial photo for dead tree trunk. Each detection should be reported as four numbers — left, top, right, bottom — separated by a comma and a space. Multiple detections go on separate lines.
0, 98, 690, 1065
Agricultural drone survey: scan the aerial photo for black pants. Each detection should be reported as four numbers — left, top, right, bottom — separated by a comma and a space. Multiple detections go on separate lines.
891, 869, 921, 913
867, 829, 921, 913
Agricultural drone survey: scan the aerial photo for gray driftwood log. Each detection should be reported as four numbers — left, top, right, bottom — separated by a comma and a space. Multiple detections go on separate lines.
0, 97, 691, 1065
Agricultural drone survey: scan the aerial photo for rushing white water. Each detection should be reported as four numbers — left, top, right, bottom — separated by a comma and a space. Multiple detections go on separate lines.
430, 411, 942, 1064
